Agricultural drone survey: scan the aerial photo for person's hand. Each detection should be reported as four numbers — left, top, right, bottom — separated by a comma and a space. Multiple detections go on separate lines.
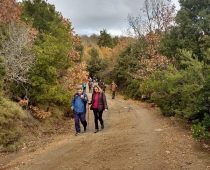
81, 95, 84, 99
71, 106, 74, 110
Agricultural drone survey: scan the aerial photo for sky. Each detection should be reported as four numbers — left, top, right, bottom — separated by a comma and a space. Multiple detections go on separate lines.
47, 0, 180, 36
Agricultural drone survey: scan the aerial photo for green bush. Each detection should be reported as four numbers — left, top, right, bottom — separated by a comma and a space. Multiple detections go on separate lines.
97, 29, 118, 48
124, 79, 142, 99
20, 0, 76, 106
196, 113, 210, 140
87, 48, 107, 78
192, 123, 210, 140
112, 0, 210, 141
136, 49, 207, 117
113, 39, 146, 91
192, 113, 210, 140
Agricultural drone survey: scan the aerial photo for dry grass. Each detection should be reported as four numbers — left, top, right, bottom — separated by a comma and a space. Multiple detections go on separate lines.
0, 96, 71, 152
0, 96, 28, 152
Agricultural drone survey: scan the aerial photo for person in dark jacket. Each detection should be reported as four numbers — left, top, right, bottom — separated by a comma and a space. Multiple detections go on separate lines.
110, 81, 117, 99
90, 85, 108, 133
98, 80, 106, 93
98, 80, 103, 89
88, 81, 93, 93
71, 85, 88, 136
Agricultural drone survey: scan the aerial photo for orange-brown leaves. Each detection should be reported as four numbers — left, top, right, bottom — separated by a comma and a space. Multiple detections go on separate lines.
61, 63, 89, 91
137, 33, 170, 79
19, 99, 29, 107
112, 37, 133, 58
0, 0, 21, 23
68, 34, 83, 61
100, 47, 112, 59
30, 106, 51, 119
68, 50, 81, 61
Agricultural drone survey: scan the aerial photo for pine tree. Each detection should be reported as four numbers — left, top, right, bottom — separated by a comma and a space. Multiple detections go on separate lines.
21, 0, 77, 105
97, 29, 115, 48
87, 48, 107, 78
160, 0, 210, 62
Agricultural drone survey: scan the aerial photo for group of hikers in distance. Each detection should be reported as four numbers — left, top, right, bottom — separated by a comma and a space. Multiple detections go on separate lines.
71, 77, 118, 136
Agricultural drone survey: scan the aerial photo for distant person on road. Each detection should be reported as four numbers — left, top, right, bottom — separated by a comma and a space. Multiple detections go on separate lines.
92, 79, 98, 87
93, 76, 97, 81
71, 85, 88, 136
98, 80, 106, 93
102, 82, 106, 93
88, 81, 93, 93
111, 81, 117, 99
98, 80, 104, 89
88, 77, 93, 93
88, 77, 92, 83
82, 83, 87, 93
90, 85, 108, 133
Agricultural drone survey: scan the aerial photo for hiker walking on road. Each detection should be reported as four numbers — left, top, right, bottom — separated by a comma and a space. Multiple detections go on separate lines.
111, 81, 117, 99
88, 77, 92, 83
82, 83, 87, 93
88, 77, 93, 93
98, 80, 103, 89
88, 81, 93, 93
102, 82, 106, 93
92, 79, 98, 87
71, 85, 88, 136
98, 80, 106, 93
90, 85, 108, 133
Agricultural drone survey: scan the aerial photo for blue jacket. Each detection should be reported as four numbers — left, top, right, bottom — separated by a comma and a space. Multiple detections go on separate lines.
71, 93, 88, 114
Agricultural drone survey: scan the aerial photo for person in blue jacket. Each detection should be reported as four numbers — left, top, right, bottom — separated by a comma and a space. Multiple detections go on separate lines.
71, 85, 88, 136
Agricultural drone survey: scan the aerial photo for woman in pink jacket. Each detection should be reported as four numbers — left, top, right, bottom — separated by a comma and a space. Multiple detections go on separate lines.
90, 85, 108, 133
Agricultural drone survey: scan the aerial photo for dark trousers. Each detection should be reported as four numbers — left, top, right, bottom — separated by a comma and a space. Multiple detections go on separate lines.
112, 91, 116, 99
74, 112, 87, 133
93, 109, 104, 130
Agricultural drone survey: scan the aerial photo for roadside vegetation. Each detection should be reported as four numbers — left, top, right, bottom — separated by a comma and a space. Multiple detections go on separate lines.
0, 0, 87, 152
112, 0, 210, 141
82, 0, 210, 142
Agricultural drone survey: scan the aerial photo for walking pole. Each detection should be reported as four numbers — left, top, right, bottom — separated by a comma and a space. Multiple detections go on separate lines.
87, 105, 90, 130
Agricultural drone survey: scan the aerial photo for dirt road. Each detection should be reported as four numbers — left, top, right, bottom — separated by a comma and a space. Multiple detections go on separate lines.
1, 93, 210, 170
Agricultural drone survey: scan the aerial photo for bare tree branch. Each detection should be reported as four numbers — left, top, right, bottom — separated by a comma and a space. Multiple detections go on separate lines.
0, 22, 36, 88
128, 0, 176, 37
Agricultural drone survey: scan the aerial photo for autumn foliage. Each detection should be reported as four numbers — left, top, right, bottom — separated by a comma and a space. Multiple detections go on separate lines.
30, 106, 51, 119
61, 63, 89, 91
137, 33, 170, 78
112, 0, 210, 141
0, 0, 87, 151
0, 0, 21, 23
82, 34, 133, 80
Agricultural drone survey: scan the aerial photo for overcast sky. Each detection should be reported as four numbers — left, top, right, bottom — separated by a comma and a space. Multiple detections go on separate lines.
47, 0, 180, 36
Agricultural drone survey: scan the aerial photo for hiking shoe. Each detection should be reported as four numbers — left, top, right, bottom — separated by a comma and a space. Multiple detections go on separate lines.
75, 132, 80, 136
94, 129, 99, 133
101, 125, 104, 130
